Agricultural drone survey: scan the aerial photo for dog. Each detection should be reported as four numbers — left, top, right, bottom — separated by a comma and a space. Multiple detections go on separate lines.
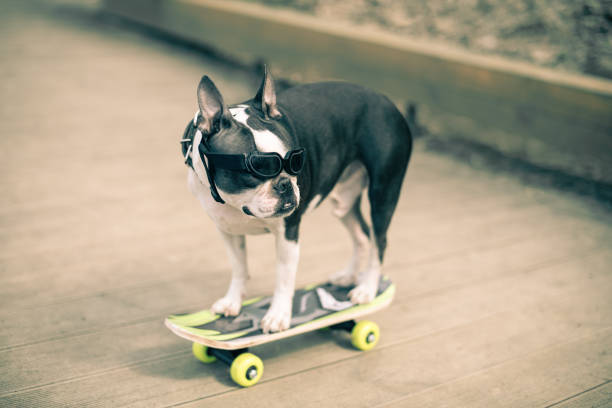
181, 67, 411, 333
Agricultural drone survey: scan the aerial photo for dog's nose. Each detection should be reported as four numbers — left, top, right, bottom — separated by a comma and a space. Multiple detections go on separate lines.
273, 177, 292, 195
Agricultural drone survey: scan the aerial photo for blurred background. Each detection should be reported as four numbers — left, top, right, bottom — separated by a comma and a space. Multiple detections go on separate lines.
247, 0, 612, 78
105, 0, 612, 186
1, 0, 611, 406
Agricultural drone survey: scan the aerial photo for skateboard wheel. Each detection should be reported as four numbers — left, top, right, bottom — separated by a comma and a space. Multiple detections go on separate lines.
230, 353, 263, 387
192, 343, 217, 364
351, 320, 380, 351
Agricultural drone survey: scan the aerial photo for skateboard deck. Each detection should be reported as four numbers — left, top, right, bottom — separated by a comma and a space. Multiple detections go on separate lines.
165, 276, 395, 350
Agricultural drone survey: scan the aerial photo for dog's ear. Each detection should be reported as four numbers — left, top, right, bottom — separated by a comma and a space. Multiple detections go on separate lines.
196, 76, 229, 135
255, 65, 282, 120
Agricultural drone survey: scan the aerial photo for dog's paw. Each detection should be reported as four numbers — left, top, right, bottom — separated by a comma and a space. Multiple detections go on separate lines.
261, 304, 291, 333
211, 295, 242, 317
349, 283, 377, 304
328, 267, 356, 287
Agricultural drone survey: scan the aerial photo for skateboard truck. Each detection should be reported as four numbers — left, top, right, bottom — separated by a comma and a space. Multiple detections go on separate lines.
192, 344, 265, 387
191, 318, 380, 387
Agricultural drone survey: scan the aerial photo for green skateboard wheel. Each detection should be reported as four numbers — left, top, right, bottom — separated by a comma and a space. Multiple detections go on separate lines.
192, 343, 217, 364
351, 320, 380, 351
230, 353, 264, 387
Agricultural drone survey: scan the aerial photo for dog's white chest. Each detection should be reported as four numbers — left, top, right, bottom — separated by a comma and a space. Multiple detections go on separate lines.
187, 170, 271, 235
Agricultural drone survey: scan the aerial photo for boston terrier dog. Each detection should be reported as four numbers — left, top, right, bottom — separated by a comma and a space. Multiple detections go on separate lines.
181, 67, 411, 333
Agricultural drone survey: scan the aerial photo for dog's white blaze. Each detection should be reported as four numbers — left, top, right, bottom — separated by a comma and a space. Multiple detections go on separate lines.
230, 106, 287, 155
189, 121, 298, 223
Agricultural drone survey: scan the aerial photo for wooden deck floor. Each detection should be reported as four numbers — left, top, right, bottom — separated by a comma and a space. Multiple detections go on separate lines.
1, 2, 611, 407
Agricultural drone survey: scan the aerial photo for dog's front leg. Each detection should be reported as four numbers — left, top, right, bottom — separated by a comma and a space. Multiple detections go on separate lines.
211, 230, 248, 316
261, 229, 299, 333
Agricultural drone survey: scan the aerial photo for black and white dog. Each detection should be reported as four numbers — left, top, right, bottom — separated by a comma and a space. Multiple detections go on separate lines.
181, 68, 411, 333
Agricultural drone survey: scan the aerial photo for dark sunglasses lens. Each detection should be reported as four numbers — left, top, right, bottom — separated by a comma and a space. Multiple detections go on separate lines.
250, 154, 282, 177
288, 150, 305, 174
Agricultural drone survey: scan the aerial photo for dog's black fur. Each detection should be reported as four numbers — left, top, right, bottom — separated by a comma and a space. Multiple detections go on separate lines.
183, 71, 412, 263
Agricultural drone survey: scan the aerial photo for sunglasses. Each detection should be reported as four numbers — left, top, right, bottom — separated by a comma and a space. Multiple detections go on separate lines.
198, 145, 306, 179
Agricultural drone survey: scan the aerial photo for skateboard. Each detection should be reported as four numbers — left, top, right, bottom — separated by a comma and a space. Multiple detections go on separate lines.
165, 276, 395, 387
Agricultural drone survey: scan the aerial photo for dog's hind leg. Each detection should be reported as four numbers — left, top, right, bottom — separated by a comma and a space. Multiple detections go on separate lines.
350, 143, 410, 304
348, 179, 402, 304
328, 161, 370, 287
211, 230, 248, 316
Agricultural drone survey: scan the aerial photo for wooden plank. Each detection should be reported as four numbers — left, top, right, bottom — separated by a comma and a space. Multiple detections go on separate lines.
1, 248, 609, 404
380, 332, 612, 408
2, 202, 608, 351
0, 174, 572, 308
175, 290, 612, 407
3, 148, 537, 307
1, 144, 538, 255
551, 381, 612, 408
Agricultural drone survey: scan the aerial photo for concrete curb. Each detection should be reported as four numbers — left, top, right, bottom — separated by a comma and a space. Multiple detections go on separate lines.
103, 0, 612, 184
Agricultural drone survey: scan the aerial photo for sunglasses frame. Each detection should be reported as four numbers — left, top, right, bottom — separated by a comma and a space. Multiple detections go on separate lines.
198, 146, 305, 179
184, 116, 305, 204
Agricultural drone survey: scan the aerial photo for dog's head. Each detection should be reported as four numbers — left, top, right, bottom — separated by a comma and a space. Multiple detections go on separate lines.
186, 68, 301, 219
